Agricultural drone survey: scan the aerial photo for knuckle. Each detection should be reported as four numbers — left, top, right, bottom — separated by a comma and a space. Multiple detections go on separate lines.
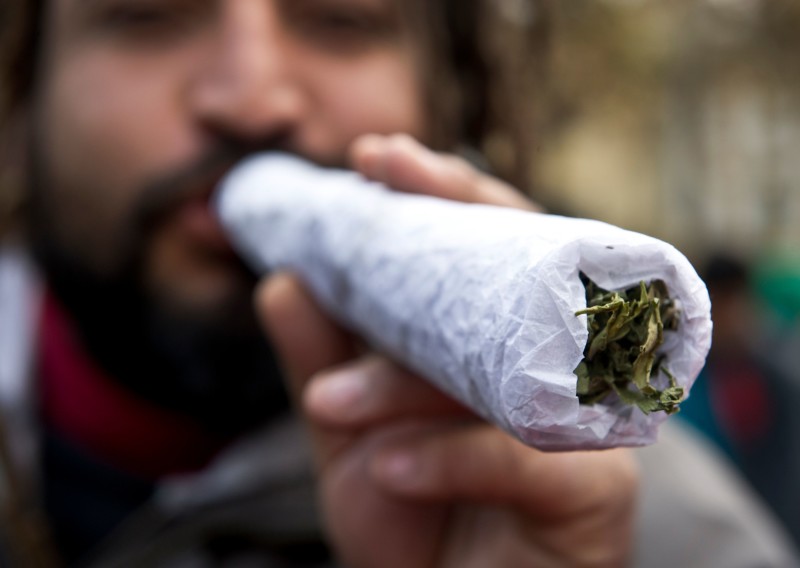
446, 155, 480, 186
425, 439, 460, 493
386, 132, 417, 153
589, 450, 639, 512
434, 426, 500, 496
362, 355, 410, 384
611, 451, 640, 502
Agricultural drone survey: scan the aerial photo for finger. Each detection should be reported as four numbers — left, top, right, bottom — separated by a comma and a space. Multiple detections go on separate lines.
256, 272, 359, 463
370, 423, 638, 520
304, 354, 470, 429
349, 134, 540, 211
256, 273, 358, 400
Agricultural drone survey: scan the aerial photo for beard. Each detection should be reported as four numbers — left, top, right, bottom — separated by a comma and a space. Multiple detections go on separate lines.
26, 140, 292, 438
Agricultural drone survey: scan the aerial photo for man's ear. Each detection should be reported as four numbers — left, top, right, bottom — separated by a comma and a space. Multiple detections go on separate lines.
0, 107, 30, 238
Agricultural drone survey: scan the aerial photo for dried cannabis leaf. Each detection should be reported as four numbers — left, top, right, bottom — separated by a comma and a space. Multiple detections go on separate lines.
574, 273, 683, 414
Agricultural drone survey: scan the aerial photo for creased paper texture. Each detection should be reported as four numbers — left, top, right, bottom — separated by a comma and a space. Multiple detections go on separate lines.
215, 153, 713, 450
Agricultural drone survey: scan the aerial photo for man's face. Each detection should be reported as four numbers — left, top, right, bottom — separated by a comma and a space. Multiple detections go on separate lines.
32, 0, 426, 325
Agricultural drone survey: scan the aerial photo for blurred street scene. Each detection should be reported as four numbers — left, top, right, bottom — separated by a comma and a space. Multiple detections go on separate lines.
527, 0, 800, 547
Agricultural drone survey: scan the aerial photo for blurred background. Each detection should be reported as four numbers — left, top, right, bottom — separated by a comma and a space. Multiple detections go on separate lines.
534, 0, 799, 258
528, 0, 800, 548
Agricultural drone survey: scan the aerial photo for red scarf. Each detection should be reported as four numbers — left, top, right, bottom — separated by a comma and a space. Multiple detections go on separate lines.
37, 291, 228, 479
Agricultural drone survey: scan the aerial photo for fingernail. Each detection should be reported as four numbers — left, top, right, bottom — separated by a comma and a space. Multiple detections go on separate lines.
373, 451, 421, 490
307, 370, 367, 418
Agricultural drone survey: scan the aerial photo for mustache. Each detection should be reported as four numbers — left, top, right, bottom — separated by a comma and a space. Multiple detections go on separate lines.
117, 135, 295, 279
133, 137, 281, 236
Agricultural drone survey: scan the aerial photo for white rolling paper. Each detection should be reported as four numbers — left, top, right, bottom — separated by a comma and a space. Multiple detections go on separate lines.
215, 153, 712, 451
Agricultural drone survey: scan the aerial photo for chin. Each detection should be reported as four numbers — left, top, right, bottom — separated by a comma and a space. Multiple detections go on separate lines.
150, 261, 260, 333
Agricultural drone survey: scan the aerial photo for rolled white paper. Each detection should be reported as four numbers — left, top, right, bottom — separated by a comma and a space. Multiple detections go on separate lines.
215, 153, 712, 451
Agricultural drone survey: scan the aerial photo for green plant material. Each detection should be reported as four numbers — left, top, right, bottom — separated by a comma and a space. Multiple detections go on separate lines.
574, 273, 683, 414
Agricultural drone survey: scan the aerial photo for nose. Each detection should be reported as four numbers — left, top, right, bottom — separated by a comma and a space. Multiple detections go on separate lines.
189, 0, 305, 142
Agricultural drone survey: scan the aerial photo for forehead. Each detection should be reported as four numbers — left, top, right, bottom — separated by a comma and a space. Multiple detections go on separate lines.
48, 0, 410, 22
40, 0, 428, 58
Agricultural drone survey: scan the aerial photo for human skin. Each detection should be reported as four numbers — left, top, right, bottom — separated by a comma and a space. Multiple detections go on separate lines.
34, 0, 427, 322
28, 0, 637, 565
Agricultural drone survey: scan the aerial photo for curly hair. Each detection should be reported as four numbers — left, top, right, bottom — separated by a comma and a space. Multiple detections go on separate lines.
414, 0, 550, 187
0, 0, 41, 235
0, 0, 549, 235
0, 2, 39, 121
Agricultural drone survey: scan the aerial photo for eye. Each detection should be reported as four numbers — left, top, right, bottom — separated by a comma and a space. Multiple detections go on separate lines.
297, 7, 379, 41
94, 0, 211, 43
103, 5, 176, 30
281, 1, 397, 52
313, 10, 374, 32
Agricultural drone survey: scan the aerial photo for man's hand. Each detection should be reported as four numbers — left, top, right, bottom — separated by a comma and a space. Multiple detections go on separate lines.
256, 135, 638, 568
350, 134, 539, 211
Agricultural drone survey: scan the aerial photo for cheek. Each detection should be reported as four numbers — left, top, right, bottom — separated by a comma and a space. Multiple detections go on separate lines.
36, 50, 201, 270
299, 53, 427, 157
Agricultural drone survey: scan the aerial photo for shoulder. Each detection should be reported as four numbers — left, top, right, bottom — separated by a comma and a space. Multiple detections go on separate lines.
85, 414, 336, 567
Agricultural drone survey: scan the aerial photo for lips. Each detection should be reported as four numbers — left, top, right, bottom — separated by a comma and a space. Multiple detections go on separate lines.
144, 160, 239, 259
174, 193, 234, 255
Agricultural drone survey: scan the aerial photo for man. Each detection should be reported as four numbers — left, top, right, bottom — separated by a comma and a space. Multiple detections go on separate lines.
0, 1, 796, 567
